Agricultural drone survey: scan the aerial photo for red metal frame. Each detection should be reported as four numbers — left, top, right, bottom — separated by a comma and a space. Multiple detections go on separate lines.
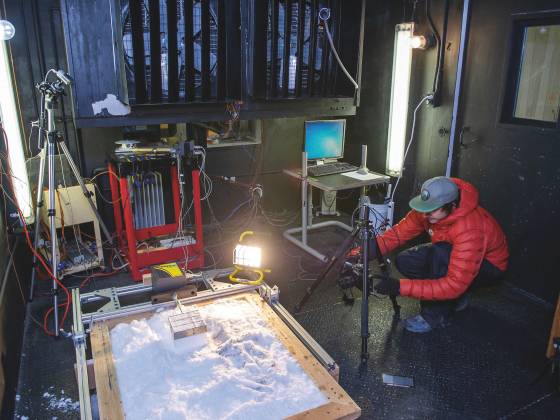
109, 162, 204, 280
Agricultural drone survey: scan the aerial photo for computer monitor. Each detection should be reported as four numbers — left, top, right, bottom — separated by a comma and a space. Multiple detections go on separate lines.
304, 119, 346, 161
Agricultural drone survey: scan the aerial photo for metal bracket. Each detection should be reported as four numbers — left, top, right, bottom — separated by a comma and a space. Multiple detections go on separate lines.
259, 284, 279, 304
72, 331, 86, 346
93, 287, 121, 313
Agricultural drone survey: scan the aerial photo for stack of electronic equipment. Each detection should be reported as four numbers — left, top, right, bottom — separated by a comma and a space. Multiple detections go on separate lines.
33, 170, 105, 278
108, 140, 205, 280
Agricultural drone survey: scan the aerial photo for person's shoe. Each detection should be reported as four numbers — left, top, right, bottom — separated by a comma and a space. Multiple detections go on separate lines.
454, 293, 470, 312
404, 314, 433, 333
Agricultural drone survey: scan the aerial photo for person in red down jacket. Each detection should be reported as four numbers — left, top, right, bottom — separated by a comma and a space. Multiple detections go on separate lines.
372, 176, 508, 333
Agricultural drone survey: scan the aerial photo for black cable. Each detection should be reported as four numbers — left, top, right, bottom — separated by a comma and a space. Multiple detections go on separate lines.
433, 0, 450, 105
425, 0, 441, 94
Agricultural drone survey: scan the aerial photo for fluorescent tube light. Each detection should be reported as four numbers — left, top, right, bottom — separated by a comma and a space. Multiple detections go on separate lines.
386, 23, 414, 176
0, 36, 33, 220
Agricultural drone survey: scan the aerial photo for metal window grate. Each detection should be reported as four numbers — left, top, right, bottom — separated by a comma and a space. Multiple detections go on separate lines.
121, 0, 343, 105
265, 0, 337, 98
122, 0, 223, 104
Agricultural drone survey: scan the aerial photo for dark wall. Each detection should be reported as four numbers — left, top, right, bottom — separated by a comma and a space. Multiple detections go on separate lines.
453, 0, 560, 304
8, 0, 81, 166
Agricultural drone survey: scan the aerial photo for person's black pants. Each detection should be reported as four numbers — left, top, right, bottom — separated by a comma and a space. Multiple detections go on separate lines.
394, 242, 503, 324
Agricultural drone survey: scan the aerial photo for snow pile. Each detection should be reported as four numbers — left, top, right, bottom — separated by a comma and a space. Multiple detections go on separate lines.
42, 391, 79, 413
110, 298, 328, 419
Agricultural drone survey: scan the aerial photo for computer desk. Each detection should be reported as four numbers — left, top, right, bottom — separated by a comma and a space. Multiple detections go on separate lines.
283, 168, 390, 261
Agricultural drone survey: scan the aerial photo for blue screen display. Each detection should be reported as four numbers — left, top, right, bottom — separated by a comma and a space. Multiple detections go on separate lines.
304, 120, 345, 160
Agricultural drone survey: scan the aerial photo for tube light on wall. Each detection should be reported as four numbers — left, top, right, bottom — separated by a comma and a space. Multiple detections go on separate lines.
386, 23, 414, 176
0, 24, 33, 220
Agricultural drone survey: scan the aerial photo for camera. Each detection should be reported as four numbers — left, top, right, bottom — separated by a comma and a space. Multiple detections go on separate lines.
337, 260, 375, 293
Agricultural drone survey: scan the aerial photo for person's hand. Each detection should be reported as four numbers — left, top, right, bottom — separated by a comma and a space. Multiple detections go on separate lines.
347, 246, 362, 257
346, 246, 378, 261
372, 274, 400, 296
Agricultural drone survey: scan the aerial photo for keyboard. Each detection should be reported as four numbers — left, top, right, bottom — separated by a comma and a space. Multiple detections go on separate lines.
307, 162, 358, 177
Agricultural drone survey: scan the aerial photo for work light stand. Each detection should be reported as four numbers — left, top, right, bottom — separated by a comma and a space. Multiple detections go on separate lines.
294, 189, 400, 362
28, 72, 125, 336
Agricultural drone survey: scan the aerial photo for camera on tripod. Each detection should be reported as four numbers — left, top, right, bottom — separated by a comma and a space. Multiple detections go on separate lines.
36, 69, 73, 98
336, 257, 375, 292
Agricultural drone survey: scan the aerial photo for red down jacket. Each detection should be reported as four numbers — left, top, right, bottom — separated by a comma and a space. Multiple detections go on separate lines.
378, 178, 508, 300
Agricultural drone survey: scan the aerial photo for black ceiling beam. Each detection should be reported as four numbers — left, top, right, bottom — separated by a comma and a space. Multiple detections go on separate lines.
216, 0, 226, 100
250, 0, 268, 98
183, 0, 195, 101
295, 0, 305, 97
149, 0, 162, 102
269, 0, 280, 98
130, 0, 146, 103
225, 0, 241, 99
320, 0, 331, 96
167, 0, 179, 102
282, 0, 292, 97
308, 0, 318, 96
200, 0, 211, 100
73, 97, 357, 127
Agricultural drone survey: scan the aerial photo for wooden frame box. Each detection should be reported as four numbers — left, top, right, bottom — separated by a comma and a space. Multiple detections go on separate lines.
89, 292, 361, 420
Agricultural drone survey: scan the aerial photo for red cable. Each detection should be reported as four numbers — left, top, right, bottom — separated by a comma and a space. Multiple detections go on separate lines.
0, 127, 71, 336
79, 270, 118, 288
18, 207, 71, 335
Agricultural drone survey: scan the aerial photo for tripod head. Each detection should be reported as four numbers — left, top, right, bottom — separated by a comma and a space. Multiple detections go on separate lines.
37, 80, 66, 98
36, 69, 73, 102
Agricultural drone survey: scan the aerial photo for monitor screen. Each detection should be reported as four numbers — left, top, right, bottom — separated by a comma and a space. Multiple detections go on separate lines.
304, 119, 346, 160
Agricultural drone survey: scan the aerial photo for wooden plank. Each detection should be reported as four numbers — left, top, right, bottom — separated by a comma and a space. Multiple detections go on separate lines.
547, 294, 560, 358
286, 402, 361, 420
90, 322, 124, 420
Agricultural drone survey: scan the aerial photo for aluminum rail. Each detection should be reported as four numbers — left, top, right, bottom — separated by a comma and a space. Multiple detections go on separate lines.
72, 288, 92, 420
79, 268, 233, 304
74, 275, 339, 420
269, 300, 337, 374
81, 283, 258, 326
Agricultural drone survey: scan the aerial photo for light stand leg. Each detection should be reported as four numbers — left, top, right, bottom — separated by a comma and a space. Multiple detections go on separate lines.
359, 196, 371, 362
301, 152, 308, 245
58, 141, 126, 267
47, 132, 59, 337
29, 147, 47, 301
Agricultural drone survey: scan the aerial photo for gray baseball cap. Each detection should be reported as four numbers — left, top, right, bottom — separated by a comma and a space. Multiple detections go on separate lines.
409, 176, 459, 213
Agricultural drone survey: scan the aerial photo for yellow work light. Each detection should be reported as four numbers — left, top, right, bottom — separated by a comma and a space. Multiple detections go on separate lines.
230, 231, 270, 285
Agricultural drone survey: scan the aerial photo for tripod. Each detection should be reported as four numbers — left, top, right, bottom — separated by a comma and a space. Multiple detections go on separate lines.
28, 70, 125, 336
295, 193, 400, 362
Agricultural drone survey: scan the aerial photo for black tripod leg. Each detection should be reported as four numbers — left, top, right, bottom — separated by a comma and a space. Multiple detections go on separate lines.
371, 232, 401, 319
294, 225, 361, 312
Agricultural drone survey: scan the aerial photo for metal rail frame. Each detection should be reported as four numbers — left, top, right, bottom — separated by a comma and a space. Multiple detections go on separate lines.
72, 271, 337, 418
